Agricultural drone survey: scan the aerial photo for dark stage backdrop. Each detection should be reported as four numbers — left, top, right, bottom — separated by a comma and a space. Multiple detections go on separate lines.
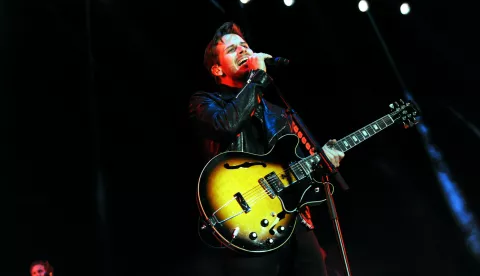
7, 0, 480, 275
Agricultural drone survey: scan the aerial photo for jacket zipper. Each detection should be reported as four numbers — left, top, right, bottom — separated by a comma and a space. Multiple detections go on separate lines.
235, 71, 254, 99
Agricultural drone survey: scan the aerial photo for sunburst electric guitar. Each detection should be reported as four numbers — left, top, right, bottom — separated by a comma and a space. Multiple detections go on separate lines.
196, 99, 419, 254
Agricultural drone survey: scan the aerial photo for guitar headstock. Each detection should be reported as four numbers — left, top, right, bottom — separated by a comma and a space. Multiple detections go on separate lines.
389, 99, 420, 129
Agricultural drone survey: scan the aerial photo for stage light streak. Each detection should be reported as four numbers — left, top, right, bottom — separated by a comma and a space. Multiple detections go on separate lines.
364, 8, 480, 258
404, 90, 480, 260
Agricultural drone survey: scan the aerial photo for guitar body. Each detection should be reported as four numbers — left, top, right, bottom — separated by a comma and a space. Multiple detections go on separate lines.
196, 99, 420, 254
197, 134, 319, 254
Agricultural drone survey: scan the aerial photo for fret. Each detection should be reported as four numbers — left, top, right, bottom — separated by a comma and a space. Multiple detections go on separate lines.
341, 139, 352, 150
298, 154, 320, 176
328, 113, 398, 153
354, 131, 365, 142
360, 128, 370, 138
335, 142, 346, 152
376, 118, 387, 129
349, 134, 360, 144
365, 125, 375, 135
297, 111, 401, 159
346, 136, 357, 146
371, 122, 381, 132
288, 154, 325, 185
384, 115, 394, 125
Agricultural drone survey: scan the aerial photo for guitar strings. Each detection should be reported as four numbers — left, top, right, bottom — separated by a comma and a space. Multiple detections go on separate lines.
237, 120, 394, 207
212, 162, 306, 215
236, 162, 301, 200
232, 162, 305, 208
245, 181, 335, 210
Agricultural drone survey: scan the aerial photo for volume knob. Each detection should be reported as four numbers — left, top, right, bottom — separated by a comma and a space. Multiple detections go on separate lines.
249, 232, 258, 240
278, 226, 285, 233
266, 238, 274, 245
261, 219, 269, 227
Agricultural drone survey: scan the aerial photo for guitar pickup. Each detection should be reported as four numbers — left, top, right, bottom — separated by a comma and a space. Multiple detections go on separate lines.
258, 178, 277, 199
234, 192, 251, 213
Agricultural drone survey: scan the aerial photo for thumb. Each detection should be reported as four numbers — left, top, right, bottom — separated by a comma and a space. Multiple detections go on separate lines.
256, 52, 272, 59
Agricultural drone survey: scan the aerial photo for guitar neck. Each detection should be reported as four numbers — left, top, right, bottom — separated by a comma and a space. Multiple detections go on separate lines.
295, 112, 404, 179
332, 114, 395, 153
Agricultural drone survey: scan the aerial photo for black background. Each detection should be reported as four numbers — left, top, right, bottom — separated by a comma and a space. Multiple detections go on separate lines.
6, 0, 480, 275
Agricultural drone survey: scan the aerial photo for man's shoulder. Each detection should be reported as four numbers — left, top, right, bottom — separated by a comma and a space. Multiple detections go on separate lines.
190, 90, 219, 100
189, 90, 229, 106
188, 91, 223, 114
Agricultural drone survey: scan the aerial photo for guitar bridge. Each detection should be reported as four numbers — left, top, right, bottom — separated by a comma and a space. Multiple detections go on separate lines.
234, 192, 251, 213
208, 215, 219, 226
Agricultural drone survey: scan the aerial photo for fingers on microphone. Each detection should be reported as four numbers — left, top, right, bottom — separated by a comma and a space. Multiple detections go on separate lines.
256, 52, 272, 59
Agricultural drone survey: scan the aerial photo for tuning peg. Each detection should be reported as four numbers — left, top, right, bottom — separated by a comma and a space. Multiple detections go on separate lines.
395, 101, 400, 107
389, 103, 395, 109
400, 99, 405, 105
403, 122, 409, 129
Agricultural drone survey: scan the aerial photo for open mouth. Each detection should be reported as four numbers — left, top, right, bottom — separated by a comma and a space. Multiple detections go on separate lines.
238, 57, 248, 66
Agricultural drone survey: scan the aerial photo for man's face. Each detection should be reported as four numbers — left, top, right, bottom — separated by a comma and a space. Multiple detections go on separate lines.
214, 34, 253, 81
31, 264, 46, 276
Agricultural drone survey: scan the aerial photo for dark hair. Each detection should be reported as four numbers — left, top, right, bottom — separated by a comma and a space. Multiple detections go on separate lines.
30, 260, 54, 275
203, 22, 246, 79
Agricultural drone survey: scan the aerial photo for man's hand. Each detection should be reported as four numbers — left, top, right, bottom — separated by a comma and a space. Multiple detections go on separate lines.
246, 52, 272, 72
322, 139, 345, 167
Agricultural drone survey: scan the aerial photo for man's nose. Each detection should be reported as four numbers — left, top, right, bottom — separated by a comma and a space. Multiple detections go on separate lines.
238, 46, 247, 53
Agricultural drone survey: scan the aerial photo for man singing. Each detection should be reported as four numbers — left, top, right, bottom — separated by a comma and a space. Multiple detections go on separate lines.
188, 22, 345, 276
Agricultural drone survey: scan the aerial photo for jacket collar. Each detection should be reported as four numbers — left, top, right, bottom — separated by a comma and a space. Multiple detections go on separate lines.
217, 84, 240, 101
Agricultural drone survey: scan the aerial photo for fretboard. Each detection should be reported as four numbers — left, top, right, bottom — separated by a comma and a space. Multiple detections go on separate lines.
289, 114, 396, 183
332, 114, 395, 153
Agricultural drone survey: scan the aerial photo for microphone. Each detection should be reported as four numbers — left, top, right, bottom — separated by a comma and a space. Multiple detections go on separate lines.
265, 57, 290, 66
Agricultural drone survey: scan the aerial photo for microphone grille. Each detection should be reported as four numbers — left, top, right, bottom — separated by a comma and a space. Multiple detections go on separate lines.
275, 57, 290, 65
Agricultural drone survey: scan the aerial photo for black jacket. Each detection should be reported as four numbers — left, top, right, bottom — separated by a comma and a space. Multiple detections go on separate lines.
188, 70, 295, 161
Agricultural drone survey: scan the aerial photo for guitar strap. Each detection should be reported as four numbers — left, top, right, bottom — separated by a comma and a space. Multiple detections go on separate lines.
299, 205, 314, 230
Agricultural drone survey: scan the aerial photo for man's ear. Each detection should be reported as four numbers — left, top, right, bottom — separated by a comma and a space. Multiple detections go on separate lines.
211, 64, 223, 77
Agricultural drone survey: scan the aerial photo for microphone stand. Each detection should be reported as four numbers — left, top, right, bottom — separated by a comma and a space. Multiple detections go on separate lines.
272, 83, 353, 276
